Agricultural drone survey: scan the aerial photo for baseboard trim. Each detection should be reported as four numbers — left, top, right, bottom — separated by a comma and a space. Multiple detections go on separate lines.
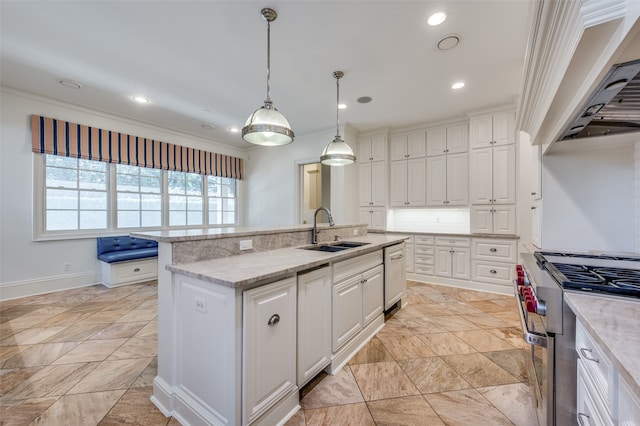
406, 273, 513, 296
0, 271, 100, 301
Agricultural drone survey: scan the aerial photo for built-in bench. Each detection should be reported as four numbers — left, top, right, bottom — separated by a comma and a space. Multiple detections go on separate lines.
97, 236, 158, 287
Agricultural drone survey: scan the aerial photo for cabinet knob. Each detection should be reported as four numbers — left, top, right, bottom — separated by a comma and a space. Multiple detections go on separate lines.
490, 269, 497, 274
531, 206, 536, 210
134, 268, 140, 272
267, 314, 280, 326
531, 192, 537, 196
489, 248, 497, 253
577, 413, 590, 426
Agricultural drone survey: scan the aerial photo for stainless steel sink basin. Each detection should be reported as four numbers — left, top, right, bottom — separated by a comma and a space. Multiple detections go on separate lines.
333, 241, 369, 248
301, 241, 370, 252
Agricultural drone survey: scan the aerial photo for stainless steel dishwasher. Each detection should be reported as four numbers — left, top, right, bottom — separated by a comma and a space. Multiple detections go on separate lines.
384, 242, 407, 311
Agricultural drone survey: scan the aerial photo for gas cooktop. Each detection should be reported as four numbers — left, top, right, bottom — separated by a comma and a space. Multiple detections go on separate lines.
534, 251, 640, 299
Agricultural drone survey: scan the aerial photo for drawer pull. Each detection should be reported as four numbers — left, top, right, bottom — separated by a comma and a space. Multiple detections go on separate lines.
489, 269, 497, 274
134, 268, 141, 272
267, 314, 280, 326
489, 248, 497, 253
579, 347, 599, 363
577, 413, 590, 426
390, 254, 404, 260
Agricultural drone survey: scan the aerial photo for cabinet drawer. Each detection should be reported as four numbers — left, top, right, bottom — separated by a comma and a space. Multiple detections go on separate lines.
576, 320, 614, 416
618, 377, 640, 425
103, 257, 158, 287
415, 245, 434, 255
577, 360, 615, 426
414, 264, 434, 275
471, 261, 513, 286
415, 235, 434, 245
333, 250, 383, 283
415, 255, 434, 265
472, 239, 517, 262
435, 236, 470, 247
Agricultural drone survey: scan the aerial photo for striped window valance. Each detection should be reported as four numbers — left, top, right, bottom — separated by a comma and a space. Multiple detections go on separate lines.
31, 115, 244, 179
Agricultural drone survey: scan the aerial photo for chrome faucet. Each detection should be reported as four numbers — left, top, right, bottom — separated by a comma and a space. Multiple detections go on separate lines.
312, 207, 335, 244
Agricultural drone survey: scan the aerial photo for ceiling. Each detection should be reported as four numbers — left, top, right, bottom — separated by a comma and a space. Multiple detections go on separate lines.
0, 1, 532, 149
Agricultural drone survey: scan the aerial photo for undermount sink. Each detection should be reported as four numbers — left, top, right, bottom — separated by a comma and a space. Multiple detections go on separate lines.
301, 241, 370, 252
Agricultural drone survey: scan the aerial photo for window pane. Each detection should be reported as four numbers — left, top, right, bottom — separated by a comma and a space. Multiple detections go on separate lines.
118, 211, 140, 228
186, 174, 202, 195
208, 179, 221, 196
79, 170, 107, 190
116, 164, 139, 175
46, 155, 77, 168
169, 195, 186, 210
168, 176, 184, 194
117, 193, 140, 210
141, 211, 161, 227
209, 198, 220, 211
47, 210, 78, 230
141, 194, 161, 210
46, 167, 77, 188
79, 159, 106, 172
187, 211, 203, 226
209, 211, 222, 225
140, 167, 159, 177
169, 211, 186, 226
47, 189, 78, 209
223, 212, 235, 224
223, 198, 235, 211
140, 176, 161, 193
117, 174, 140, 192
187, 196, 202, 211
80, 191, 107, 210
80, 210, 107, 229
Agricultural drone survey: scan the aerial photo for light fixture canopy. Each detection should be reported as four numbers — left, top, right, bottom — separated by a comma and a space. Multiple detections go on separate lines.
321, 71, 356, 166
242, 8, 294, 146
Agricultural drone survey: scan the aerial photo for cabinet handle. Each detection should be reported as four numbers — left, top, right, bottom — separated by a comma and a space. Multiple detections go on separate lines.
489, 248, 497, 253
531, 192, 537, 196
531, 206, 537, 210
579, 348, 599, 363
390, 254, 404, 260
577, 413, 590, 426
134, 268, 140, 272
490, 269, 497, 274
267, 314, 280, 326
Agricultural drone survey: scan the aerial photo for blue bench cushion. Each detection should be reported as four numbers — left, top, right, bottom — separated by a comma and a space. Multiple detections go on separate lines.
97, 236, 158, 264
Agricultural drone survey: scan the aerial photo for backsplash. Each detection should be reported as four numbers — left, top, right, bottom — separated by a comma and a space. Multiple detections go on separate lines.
387, 208, 470, 234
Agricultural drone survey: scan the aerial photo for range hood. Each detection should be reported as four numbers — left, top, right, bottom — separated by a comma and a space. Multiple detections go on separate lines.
558, 59, 640, 141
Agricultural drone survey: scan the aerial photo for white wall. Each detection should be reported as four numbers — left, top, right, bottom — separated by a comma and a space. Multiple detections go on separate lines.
0, 89, 245, 300
541, 139, 637, 253
244, 125, 359, 227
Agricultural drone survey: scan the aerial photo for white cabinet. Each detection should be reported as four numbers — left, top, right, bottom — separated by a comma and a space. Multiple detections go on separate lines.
358, 134, 387, 163
426, 123, 468, 156
469, 111, 515, 148
405, 241, 415, 273
435, 237, 470, 280
390, 158, 426, 206
471, 238, 517, 288
531, 200, 541, 248
414, 235, 435, 276
383, 243, 406, 310
243, 277, 297, 424
531, 144, 542, 200
390, 131, 425, 161
470, 205, 516, 235
426, 153, 468, 206
332, 275, 364, 352
363, 265, 384, 325
359, 161, 386, 207
359, 207, 386, 231
297, 267, 332, 387
469, 144, 516, 205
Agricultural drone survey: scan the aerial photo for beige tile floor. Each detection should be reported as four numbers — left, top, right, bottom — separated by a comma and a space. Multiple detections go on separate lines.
0, 280, 537, 425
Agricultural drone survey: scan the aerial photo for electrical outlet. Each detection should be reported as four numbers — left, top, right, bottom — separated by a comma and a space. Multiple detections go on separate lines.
352, 229, 358, 236
195, 297, 207, 313
64, 263, 71, 272
239, 239, 253, 250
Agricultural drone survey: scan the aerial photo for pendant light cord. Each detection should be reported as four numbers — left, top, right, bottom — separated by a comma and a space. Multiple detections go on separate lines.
335, 75, 340, 138
266, 19, 271, 103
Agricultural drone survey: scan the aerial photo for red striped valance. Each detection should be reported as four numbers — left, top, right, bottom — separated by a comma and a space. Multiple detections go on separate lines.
31, 115, 244, 179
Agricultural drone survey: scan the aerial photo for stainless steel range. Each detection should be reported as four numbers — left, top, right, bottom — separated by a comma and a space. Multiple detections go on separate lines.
515, 251, 640, 426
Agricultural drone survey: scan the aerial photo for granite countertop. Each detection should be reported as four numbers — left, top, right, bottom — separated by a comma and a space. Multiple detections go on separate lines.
166, 234, 407, 290
565, 292, 640, 399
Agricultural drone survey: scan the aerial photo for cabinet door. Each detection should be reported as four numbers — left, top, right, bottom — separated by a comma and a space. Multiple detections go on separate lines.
469, 147, 493, 204
407, 132, 426, 158
405, 243, 415, 273
243, 277, 297, 424
358, 162, 372, 206
384, 244, 406, 310
451, 248, 471, 280
426, 156, 447, 206
370, 161, 387, 206
390, 135, 407, 161
531, 144, 542, 200
492, 112, 515, 146
370, 134, 387, 162
358, 138, 372, 163
446, 153, 468, 205
446, 124, 468, 154
407, 158, 426, 206
390, 161, 408, 206
531, 200, 541, 248
370, 208, 386, 230
363, 265, 384, 325
492, 144, 516, 204
332, 276, 363, 352
435, 247, 453, 277
426, 127, 447, 156
359, 208, 372, 228
298, 268, 332, 387
469, 115, 494, 149
493, 205, 516, 235
470, 205, 493, 234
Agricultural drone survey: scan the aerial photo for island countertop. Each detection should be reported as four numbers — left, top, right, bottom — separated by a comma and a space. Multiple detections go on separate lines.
166, 234, 407, 290
565, 292, 640, 399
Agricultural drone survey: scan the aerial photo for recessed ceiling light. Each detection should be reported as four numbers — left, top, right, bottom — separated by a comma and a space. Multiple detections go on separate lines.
437, 34, 460, 50
338, 103, 347, 109
132, 96, 150, 104
201, 124, 215, 129
451, 82, 465, 90
59, 79, 82, 89
427, 12, 447, 26
229, 127, 240, 133
357, 96, 372, 104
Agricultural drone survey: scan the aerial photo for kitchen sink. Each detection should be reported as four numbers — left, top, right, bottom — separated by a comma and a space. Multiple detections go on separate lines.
301, 241, 370, 252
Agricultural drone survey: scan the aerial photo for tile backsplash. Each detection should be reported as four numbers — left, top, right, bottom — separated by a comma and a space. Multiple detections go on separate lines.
387, 208, 470, 234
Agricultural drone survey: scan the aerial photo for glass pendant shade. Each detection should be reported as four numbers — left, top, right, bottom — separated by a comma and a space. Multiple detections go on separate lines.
243, 101, 294, 146
321, 70, 356, 166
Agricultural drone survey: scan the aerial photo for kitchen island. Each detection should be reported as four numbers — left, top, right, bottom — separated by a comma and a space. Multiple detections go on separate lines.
133, 226, 406, 426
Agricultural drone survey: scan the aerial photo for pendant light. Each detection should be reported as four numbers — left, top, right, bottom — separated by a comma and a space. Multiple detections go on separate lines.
242, 8, 294, 146
320, 71, 356, 166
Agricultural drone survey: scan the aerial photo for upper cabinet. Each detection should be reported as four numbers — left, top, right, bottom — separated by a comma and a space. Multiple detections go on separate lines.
426, 124, 468, 156
469, 111, 515, 149
358, 134, 387, 163
390, 132, 426, 161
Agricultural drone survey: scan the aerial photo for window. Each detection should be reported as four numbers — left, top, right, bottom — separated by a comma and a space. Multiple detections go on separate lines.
38, 155, 239, 238
44, 155, 107, 231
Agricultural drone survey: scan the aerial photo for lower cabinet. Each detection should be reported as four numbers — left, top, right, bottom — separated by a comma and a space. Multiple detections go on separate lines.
471, 238, 517, 289
297, 267, 332, 387
332, 275, 364, 352
243, 277, 297, 424
363, 265, 384, 324
383, 243, 406, 310
435, 237, 470, 280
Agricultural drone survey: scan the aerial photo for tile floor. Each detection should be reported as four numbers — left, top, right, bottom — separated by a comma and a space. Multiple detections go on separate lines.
0, 280, 537, 425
